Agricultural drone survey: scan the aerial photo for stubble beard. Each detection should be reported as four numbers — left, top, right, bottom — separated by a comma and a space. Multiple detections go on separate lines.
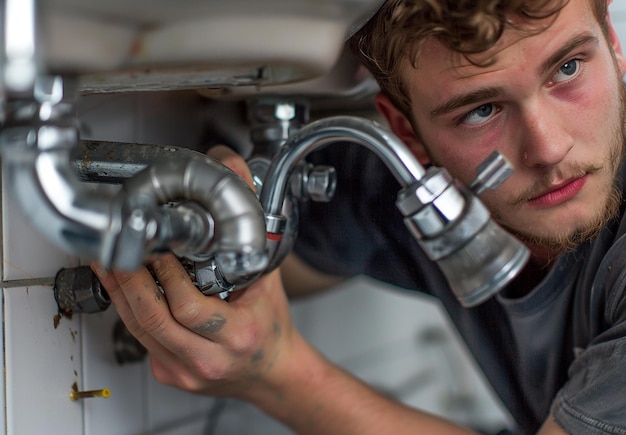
506, 171, 623, 258
502, 84, 626, 257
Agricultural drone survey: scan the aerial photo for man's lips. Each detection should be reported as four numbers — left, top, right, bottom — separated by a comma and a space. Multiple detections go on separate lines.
528, 176, 587, 207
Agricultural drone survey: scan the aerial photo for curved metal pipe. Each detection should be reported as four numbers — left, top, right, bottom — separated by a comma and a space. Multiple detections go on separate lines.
259, 116, 529, 307
42, 112, 525, 307
0, 77, 267, 272
73, 140, 198, 184
258, 116, 426, 269
1, 92, 115, 263
120, 155, 267, 262
261, 116, 426, 216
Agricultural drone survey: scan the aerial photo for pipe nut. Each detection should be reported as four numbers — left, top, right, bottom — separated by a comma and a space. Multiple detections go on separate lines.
54, 266, 110, 314
304, 165, 337, 202
396, 167, 452, 216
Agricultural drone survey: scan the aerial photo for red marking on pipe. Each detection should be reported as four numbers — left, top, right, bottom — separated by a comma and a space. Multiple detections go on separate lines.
267, 233, 282, 242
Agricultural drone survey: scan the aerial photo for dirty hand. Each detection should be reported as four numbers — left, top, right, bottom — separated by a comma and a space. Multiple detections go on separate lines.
93, 257, 293, 400
91, 145, 295, 400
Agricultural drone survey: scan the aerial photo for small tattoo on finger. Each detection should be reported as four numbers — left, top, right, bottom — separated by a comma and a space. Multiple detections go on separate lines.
194, 313, 226, 334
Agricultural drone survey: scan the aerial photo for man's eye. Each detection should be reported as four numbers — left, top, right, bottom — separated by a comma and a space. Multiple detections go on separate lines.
553, 59, 580, 83
460, 103, 496, 126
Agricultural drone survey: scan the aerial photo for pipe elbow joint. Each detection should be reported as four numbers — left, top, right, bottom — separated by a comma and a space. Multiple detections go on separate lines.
111, 155, 268, 273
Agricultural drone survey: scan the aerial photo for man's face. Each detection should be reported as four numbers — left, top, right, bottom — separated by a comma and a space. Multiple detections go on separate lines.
402, 0, 626, 256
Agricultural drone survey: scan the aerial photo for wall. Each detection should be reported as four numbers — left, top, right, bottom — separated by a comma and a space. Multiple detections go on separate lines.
1, 91, 218, 434
2, 2, 626, 434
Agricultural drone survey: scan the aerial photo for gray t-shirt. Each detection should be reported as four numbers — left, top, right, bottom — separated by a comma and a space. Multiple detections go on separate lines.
293, 143, 626, 434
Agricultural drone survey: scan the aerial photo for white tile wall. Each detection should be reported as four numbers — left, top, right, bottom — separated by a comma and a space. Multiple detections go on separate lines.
81, 310, 145, 435
1, 170, 78, 281
1, 2, 626, 435
1, 90, 213, 435
612, 0, 626, 19
4, 286, 82, 434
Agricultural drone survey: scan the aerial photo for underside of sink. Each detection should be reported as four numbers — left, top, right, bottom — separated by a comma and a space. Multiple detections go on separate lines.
34, 0, 383, 98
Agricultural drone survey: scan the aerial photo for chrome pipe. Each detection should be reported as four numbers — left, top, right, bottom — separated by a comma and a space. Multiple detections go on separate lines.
1, 77, 114, 263
1, 76, 267, 274
1, 0, 525, 307
261, 116, 425, 217
260, 116, 529, 307
120, 155, 267, 264
73, 140, 196, 184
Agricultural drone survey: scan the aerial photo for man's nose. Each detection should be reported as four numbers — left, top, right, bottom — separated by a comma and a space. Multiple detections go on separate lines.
518, 101, 574, 168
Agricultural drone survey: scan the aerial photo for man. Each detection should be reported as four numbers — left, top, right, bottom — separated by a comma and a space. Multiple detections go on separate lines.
93, 0, 626, 433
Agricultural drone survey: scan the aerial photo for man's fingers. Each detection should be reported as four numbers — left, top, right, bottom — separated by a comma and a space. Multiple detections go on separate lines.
150, 254, 269, 362
97, 261, 216, 362
149, 254, 240, 339
91, 263, 190, 368
207, 145, 255, 190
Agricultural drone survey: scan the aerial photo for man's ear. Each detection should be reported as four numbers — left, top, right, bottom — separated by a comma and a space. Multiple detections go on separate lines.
607, 7, 626, 73
375, 93, 431, 165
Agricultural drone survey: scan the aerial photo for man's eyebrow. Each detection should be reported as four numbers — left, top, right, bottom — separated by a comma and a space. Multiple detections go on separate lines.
428, 33, 599, 120
538, 32, 599, 76
430, 87, 505, 119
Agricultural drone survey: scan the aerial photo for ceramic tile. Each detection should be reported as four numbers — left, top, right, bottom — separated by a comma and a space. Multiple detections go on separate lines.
1, 169, 79, 281
82, 309, 146, 435
4, 286, 83, 435
153, 416, 208, 435
172, 420, 208, 435
0, 291, 5, 433
291, 277, 447, 361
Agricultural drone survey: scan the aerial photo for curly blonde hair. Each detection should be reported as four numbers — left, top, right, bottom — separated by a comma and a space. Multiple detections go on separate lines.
350, 0, 609, 117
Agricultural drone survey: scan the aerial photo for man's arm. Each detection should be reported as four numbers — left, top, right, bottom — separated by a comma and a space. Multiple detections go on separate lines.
257, 327, 569, 435
93, 254, 476, 435
94, 254, 567, 435
281, 253, 346, 298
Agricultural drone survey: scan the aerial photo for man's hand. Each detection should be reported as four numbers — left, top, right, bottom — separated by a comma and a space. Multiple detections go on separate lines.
92, 255, 293, 400
91, 144, 294, 400
207, 145, 256, 190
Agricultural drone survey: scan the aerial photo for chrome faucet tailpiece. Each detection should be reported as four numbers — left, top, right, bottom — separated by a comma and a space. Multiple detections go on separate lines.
260, 116, 530, 307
